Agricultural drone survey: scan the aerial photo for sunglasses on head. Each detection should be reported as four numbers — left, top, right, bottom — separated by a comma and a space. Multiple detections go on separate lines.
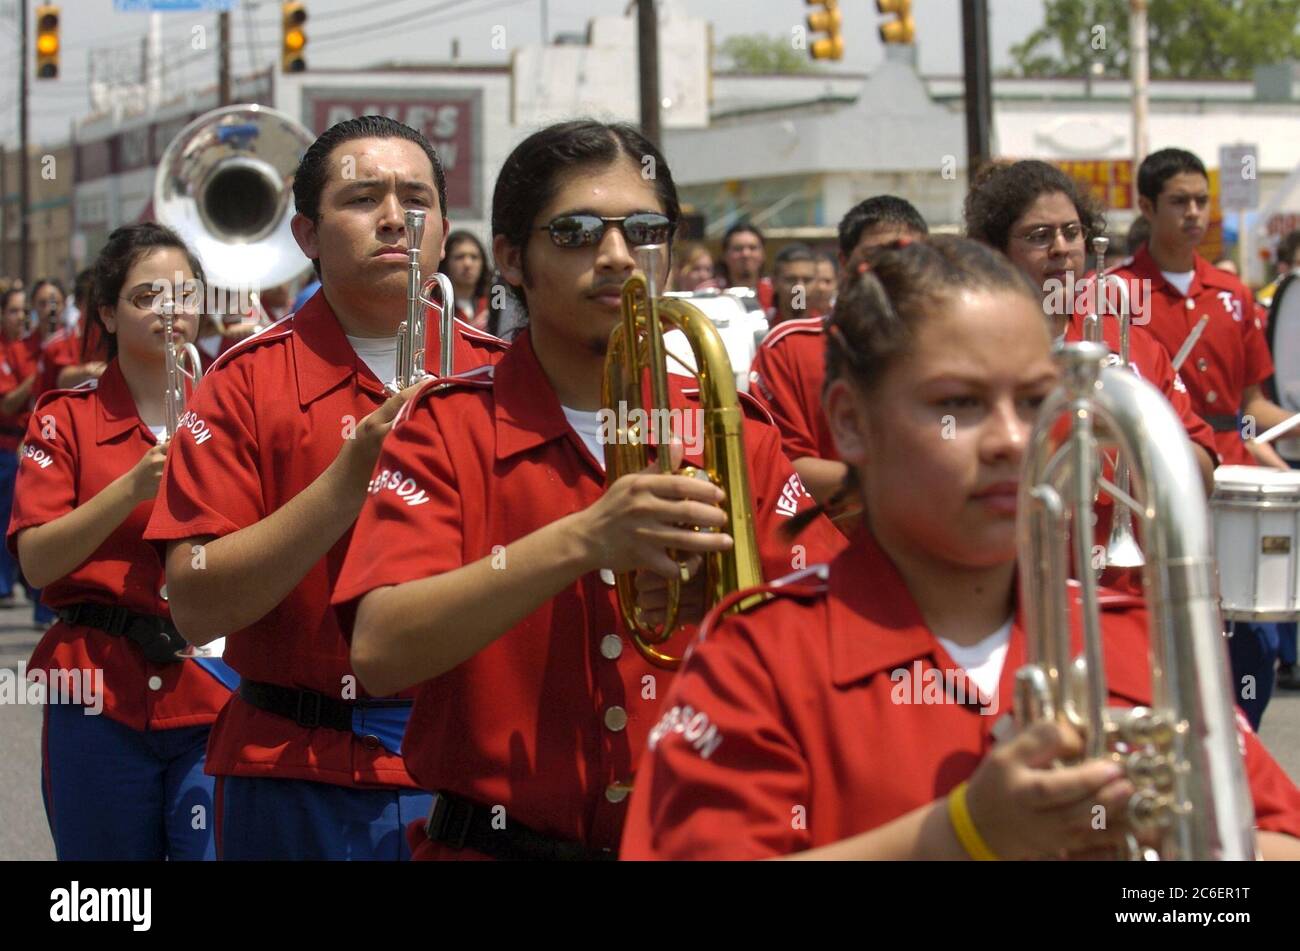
538, 212, 674, 249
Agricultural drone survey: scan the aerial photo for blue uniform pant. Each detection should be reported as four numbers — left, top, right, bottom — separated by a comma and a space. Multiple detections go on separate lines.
0, 449, 18, 597
1228, 621, 1279, 731
0, 448, 56, 623
1278, 622, 1298, 667
42, 702, 216, 860
216, 775, 432, 861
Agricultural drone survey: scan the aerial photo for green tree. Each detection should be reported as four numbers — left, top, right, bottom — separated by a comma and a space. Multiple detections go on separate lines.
716, 33, 818, 74
1010, 0, 1300, 80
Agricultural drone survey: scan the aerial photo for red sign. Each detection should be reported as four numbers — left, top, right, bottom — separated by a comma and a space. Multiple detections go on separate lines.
1054, 160, 1135, 211
301, 88, 483, 219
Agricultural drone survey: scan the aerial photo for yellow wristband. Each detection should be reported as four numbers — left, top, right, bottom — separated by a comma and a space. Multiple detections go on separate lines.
947, 781, 999, 861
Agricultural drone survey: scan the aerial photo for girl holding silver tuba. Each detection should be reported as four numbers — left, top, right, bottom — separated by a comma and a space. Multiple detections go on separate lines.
620, 237, 1300, 860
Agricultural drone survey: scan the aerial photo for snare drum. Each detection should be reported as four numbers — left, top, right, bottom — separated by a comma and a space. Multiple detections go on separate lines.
1211, 465, 1300, 621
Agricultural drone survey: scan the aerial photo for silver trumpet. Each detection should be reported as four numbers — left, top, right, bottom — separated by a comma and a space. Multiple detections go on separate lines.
1015, 341, 1257, 860
394, 209, 455, 390
162, 301, 204, 441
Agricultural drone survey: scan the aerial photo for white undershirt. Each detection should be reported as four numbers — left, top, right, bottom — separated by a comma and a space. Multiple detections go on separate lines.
346, 333, 400, 388
561, 405, 605, 470
937, 617, 1013, 698
1161, 269, 1195, 296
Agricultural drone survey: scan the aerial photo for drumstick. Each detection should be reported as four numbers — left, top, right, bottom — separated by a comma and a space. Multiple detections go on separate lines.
1170, 314, 1210, 373
1254, 411, 1300, 446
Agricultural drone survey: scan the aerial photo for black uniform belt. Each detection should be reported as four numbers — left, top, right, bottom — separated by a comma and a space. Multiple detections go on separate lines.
58, 602, 188, 665
238, 679, 411, 732
1202, 413, 1238, 433
423, 790, 616, 862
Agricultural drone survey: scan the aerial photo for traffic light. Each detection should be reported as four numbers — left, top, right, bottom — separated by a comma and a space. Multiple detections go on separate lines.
806, 0, 844, 61
876, 0, 915, 45
282, 2, 307, 73
35, 5, 60, 80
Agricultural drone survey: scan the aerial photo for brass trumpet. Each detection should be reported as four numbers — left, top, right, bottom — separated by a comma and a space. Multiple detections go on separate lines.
602, 245, 763, 669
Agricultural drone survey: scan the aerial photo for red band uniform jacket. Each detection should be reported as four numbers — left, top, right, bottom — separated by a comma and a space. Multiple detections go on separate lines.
1108, 248, 1271, 466
9, 364, 231, 730
621, 529, 1300, 859
143, 290, 507, 787
332, 327, 846, 857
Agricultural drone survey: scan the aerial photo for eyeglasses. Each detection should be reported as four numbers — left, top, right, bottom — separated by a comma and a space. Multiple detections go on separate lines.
1013, 223, 1085, 249
121, 290, 202, 314
537, 213, 674, 249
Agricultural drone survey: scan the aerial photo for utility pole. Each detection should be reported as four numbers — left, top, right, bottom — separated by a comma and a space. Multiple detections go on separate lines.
961, 0, 992, 177
219, 11, 232, 105
19, 0, 31, 285
636, 0, 661, 148
1130, 0, 1149, 206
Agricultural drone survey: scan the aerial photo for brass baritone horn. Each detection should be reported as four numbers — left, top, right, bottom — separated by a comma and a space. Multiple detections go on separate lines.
394, 209, 455, 390
1015, 341, 1256, 860
602, 244, 764, 669
163, 301, 204, 442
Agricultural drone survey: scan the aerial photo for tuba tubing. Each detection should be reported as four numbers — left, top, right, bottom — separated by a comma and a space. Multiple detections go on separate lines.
1016, 341, 1256, 860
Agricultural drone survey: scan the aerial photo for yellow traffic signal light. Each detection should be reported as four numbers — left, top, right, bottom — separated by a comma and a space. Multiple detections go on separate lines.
806, 0, 844, 61
282, 2, 307, 73
877, 0, 915, 44
35, 5, 60, 80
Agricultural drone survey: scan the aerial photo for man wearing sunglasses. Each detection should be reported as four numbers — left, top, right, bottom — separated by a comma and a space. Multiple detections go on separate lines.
145, 116, 506, 860
331, 119, 844, 861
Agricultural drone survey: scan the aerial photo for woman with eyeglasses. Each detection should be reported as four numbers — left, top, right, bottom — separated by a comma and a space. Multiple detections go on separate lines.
331, 119, 845, 861
964, 159, 1218, 496
8, 223, 236, 860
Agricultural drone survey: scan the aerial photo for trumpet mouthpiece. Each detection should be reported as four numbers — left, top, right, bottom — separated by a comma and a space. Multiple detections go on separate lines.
405, 210, 427, 249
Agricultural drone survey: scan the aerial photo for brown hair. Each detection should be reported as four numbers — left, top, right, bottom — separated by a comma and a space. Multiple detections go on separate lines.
786, 235, 1040, 535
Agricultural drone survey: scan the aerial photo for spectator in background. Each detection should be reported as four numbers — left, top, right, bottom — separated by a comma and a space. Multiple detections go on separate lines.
719, 222, 773, 310
807, 251, 838, 317
439, 230, 492, 331
768, 243, 818, 327
673, 243, 716, 292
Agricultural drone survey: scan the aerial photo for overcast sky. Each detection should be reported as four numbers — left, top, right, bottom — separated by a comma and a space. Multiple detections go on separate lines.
1, 0, 1050, 147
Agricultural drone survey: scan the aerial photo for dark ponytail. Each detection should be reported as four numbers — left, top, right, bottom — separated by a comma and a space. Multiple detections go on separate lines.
785, 235, 1040, 538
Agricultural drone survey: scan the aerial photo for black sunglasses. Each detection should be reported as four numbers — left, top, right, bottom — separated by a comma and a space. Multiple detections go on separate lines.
538, 212, 674, 249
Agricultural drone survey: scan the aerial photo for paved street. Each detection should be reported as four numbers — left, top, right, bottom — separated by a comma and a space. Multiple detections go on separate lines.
4, 593, 1300, 861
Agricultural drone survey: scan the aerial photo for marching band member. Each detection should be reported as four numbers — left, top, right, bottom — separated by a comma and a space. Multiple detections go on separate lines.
438, 230, 492, 331
963, 159, 1217, 489
620, 237, 1300, 860
767, 243, 818, 326
1111, 149, 1287, 469
672, 243, 717, 293
144, 117, 506, 861
47, 269, 107, 392
9, 224, 234, 860
807, 251, 838, 318
720, 222, 774, 310
332, 119, 843, 861
1110, 148, 1292, 728
749, 196, 928, 503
